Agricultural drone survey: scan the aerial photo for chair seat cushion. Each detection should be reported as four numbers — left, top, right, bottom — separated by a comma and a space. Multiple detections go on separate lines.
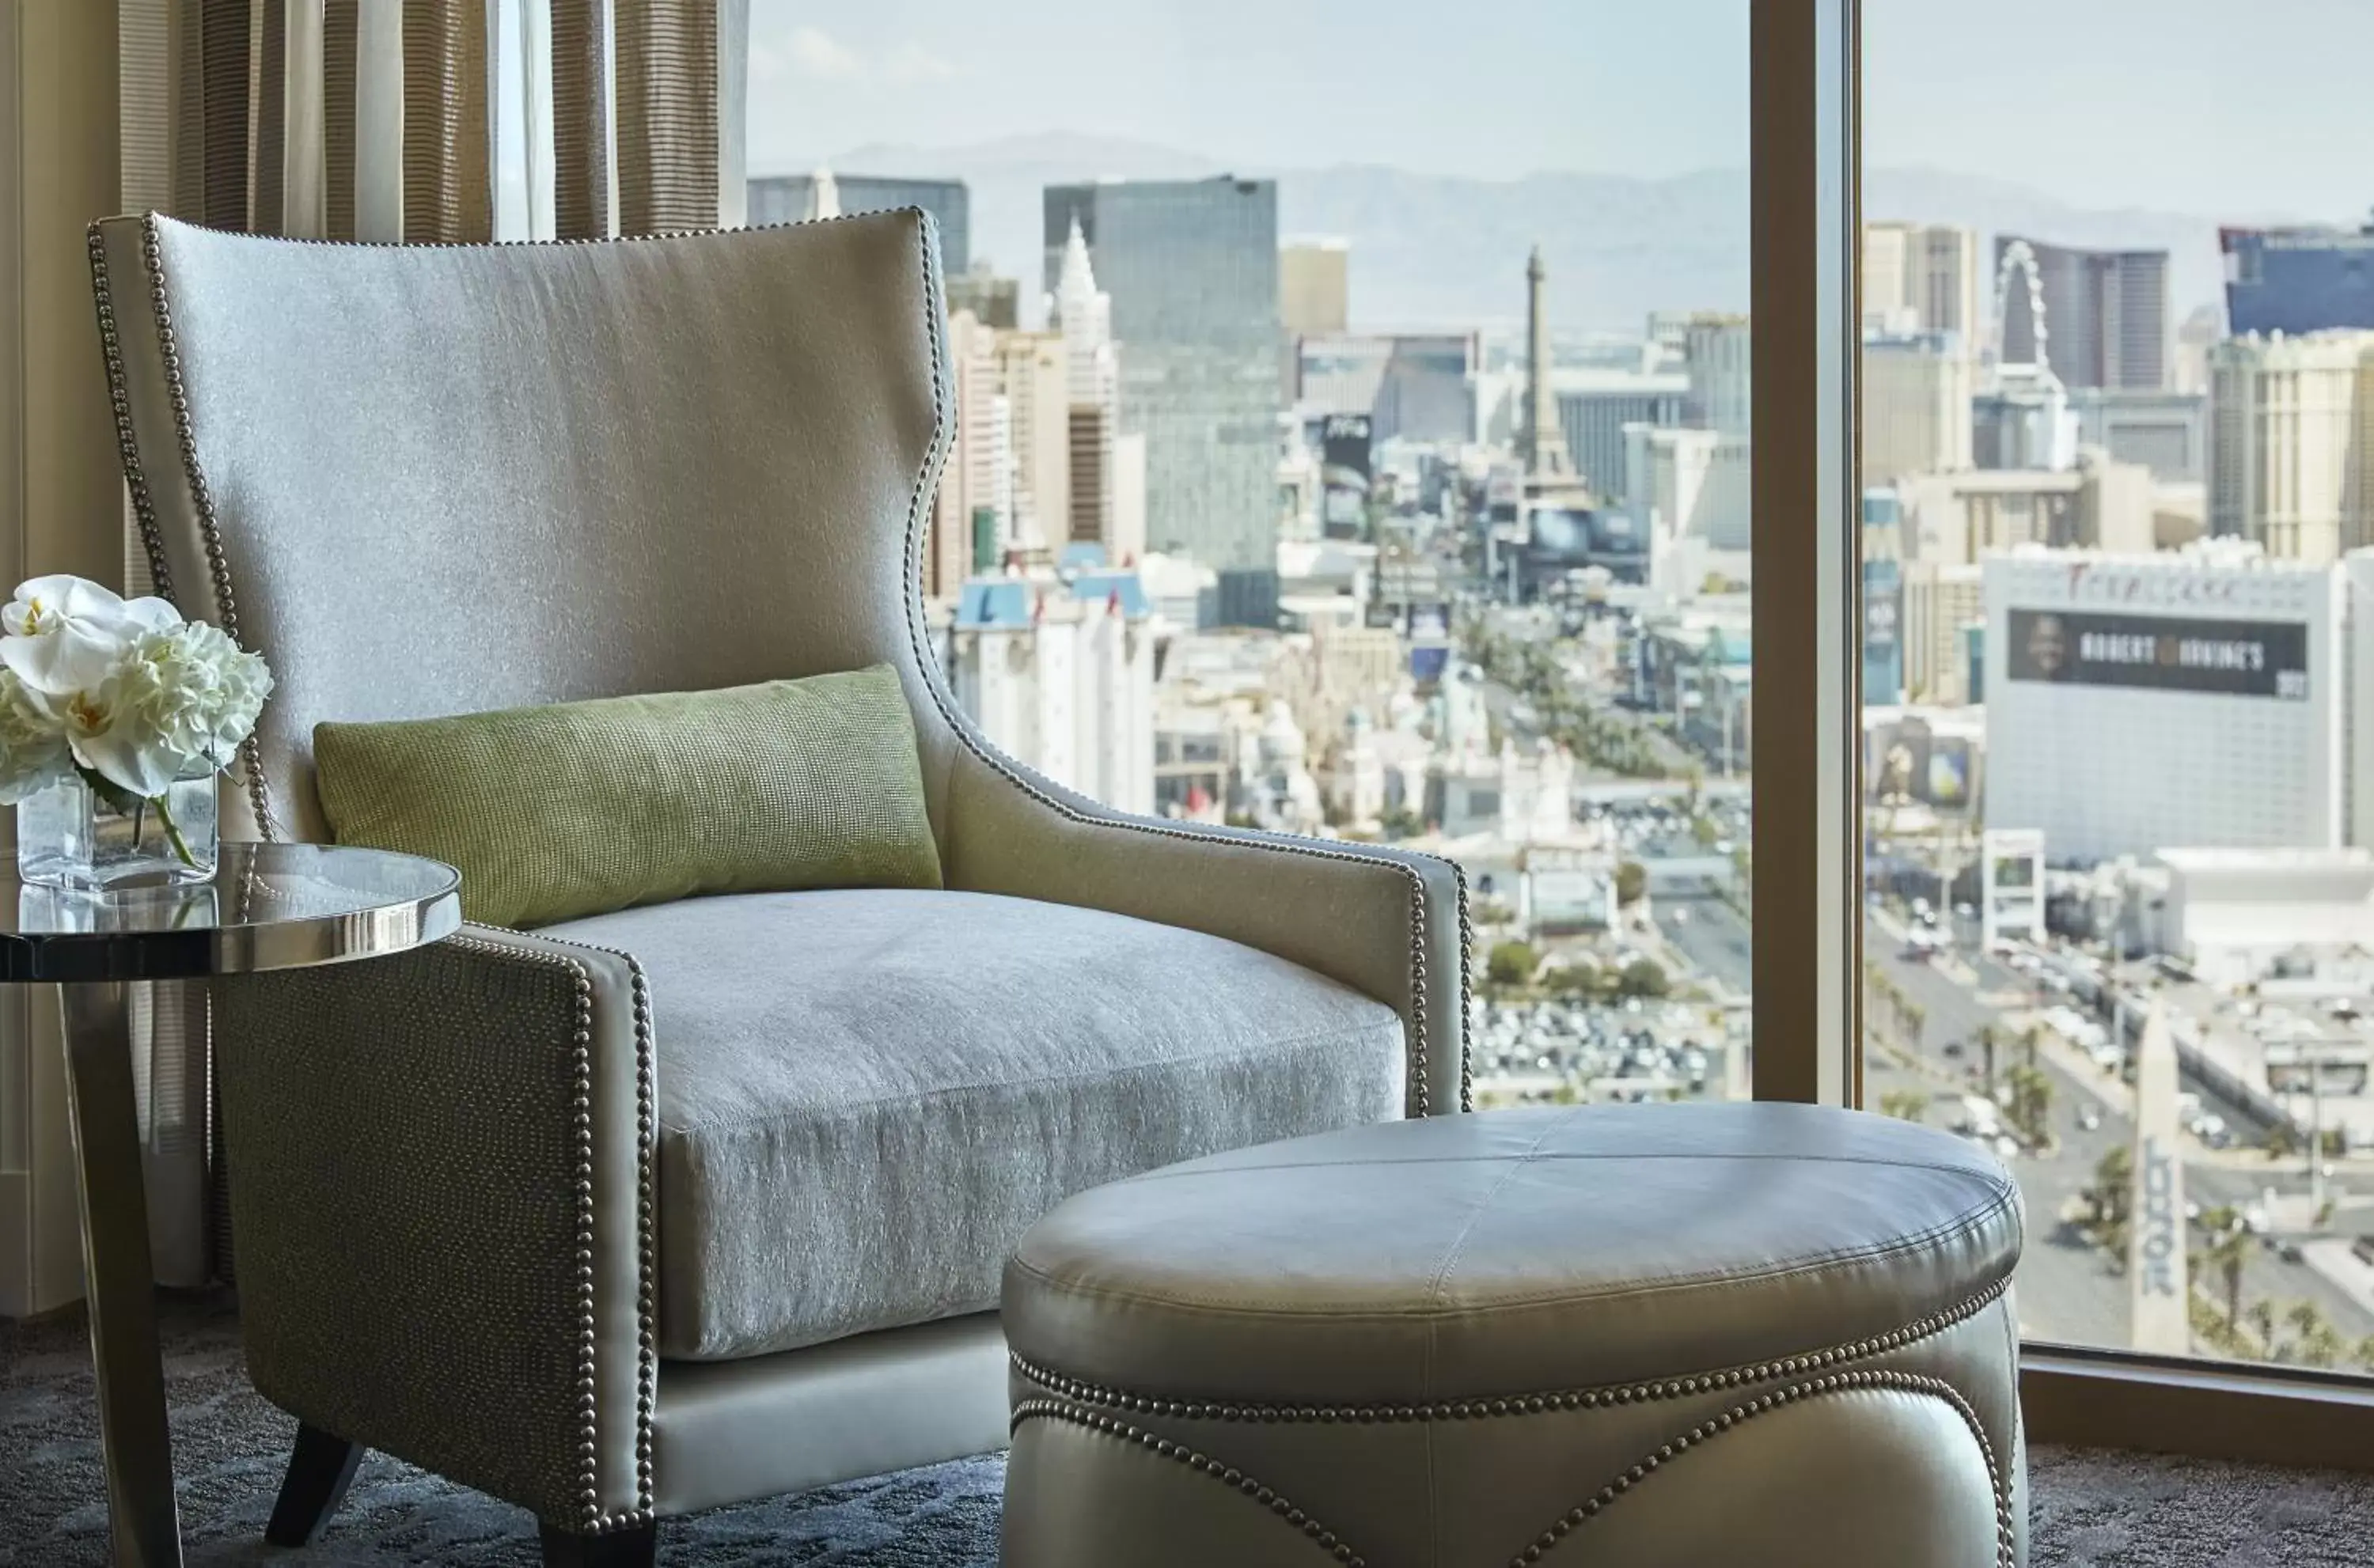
540, 888, 1407, 1361
1003, 1104, 2023, 1405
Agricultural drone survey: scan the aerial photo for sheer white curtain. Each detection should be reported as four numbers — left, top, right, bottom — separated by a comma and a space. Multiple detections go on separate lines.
108, 0, 749, 1286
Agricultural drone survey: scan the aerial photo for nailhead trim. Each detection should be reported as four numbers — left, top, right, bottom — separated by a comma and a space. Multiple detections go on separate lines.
85, 229, 173, 606
448, 930, 658, 1532
1509, 1369, 2016, 1567
85, 205, 1477, 1115
1010, 1399, 1368, 1566
1008, 1274, 2008, 1424
1451, 860, 1475, 1112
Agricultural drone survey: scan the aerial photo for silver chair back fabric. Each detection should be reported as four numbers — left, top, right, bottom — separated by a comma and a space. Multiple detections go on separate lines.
88, 212, 951, 844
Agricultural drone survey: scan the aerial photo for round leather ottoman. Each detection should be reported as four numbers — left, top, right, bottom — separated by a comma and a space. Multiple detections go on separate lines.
1001, 1104, 2025, 1568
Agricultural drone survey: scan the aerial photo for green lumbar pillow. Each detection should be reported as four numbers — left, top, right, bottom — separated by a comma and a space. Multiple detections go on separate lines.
313, 665, 942, 930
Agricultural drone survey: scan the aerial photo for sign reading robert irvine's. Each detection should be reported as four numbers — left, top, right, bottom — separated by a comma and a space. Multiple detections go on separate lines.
2006, 608, 2308, 699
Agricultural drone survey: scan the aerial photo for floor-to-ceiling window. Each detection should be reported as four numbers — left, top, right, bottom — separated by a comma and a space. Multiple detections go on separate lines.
1858, 0, 2374, 1438
747, 0, 1764, 1112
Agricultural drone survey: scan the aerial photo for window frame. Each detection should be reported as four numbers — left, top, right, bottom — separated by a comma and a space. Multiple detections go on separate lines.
1747, 0, 2374, 1465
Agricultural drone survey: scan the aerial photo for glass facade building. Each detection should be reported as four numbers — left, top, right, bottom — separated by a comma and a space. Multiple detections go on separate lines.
1045, 179, 1283, 577
2223, 225, 2374, 336
1996, 236, 2169, 391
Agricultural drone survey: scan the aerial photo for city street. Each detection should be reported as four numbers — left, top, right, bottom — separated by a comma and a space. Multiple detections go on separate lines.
1644, 884, 2374, 1354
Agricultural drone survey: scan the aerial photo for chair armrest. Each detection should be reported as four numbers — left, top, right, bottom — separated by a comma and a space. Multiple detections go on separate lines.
939, 742, 1470, 1116
212, 925, 655, 1532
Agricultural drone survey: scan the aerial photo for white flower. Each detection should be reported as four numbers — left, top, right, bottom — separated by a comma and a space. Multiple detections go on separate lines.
0, 574, 180, 699
63, 623, 273, 799
0, 669, 70, 805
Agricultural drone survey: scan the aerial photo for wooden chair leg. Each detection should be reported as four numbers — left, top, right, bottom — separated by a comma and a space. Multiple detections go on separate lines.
264, 1422, 366, 1546
540, 1519, 660, 1567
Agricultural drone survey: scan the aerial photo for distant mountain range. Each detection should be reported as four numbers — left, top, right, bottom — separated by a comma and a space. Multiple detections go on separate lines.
763, 133, 2275, 338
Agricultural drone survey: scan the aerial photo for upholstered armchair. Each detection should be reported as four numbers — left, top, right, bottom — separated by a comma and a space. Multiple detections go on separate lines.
85, 210, 1468, 1566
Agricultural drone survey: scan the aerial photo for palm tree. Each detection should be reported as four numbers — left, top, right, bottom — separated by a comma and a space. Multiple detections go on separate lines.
2087, 1145, 2132, 1261
1879, 1089, 1929, 1124
2197, 1208, 2251, 1334
2246, 1300, 2279, 1356
2286, 1301, 2338, 1367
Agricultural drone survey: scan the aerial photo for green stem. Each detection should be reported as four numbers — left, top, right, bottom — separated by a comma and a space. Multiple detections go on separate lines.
151, 791, 197, 869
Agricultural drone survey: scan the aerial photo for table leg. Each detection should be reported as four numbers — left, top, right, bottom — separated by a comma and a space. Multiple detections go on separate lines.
60, 980, 184, 1568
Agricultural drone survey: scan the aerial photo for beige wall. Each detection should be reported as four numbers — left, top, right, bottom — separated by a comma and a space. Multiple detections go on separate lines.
2, 0, 124, 1316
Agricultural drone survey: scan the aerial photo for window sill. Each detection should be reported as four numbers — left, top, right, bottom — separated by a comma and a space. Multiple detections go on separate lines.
2024, 1343, 2374, 1470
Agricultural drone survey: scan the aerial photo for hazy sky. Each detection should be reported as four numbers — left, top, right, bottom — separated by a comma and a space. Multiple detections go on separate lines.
749, 0, 2374, 221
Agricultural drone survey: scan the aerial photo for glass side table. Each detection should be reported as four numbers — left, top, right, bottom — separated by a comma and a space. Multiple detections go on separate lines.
5, 842, 462, 1568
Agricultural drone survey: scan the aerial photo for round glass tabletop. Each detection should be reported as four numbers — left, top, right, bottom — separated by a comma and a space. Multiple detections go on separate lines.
0, 842, 461, 983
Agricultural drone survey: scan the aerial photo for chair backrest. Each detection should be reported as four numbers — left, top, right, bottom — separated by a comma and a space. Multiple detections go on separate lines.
88, 210, 953, 843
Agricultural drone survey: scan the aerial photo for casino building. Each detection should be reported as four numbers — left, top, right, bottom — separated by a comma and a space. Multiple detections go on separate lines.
1983, 542, 2348, 862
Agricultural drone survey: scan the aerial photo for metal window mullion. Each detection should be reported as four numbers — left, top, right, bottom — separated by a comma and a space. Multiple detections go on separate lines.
1749, 0, 1860, 1106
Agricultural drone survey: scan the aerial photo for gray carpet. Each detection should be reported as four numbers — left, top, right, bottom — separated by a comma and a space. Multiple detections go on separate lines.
7, 1293, 2374, 1566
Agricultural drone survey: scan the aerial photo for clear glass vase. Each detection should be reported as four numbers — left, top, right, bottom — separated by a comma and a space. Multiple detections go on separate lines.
17, 766, 221, 891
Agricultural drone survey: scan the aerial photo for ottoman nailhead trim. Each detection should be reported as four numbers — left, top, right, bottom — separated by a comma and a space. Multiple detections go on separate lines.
1508, 1369, 2016, 1568
1009, 1274, 2008, 1423
1011, 1399, 1369, 1566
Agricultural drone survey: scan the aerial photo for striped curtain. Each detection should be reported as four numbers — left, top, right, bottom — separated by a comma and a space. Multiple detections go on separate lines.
114, 0, 744, 1286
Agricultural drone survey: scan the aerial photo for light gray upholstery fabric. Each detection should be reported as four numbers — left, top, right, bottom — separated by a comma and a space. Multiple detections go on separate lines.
541, 888, 1406, 1362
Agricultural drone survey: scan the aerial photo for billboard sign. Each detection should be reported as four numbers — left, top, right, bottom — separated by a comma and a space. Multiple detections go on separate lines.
1981, 827, 2045, 952
1925, 737, 1972, 807
1864, 560, 1901, 653
2005, 608, 2308, 699
1321, 414, 1373, 539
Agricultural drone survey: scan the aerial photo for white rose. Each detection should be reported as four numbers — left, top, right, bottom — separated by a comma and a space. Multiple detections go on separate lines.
0, 668, 70, 805
0, 574, 180, 699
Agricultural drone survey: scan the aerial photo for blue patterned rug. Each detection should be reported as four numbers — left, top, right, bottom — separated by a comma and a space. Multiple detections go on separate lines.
9, 1291, 2374, 1565
2, 1293, 997, 1566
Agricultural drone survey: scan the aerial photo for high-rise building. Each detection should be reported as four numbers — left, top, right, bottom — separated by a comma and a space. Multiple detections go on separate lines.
1051, 216, 1122, 556
1280, 241, 1349, 336
1995, 237, 2168, 391
947, 265, 1020, 330
1901, 559, 1985, 704
1625, 424, 1748, 551
2223, 223, 2374, 337
1684, 312, 1753, 437
927, 309, 1011, 598
2069, 388, 2206, 483
1298, 334, 1481, 445
2208, 330, 2374, 564
1862, 222, 1980, 343
1044, 178, 1282, 582
1972, 362, 2077, 472
1523, 247, 1574, 477
1984, 544, 2344, 861
994, 331, 1070, 555
1553, 368, 1689, 506
1861, 330, 1973, 486
749, 172, 970, 275
2174, 304, 2221, 396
